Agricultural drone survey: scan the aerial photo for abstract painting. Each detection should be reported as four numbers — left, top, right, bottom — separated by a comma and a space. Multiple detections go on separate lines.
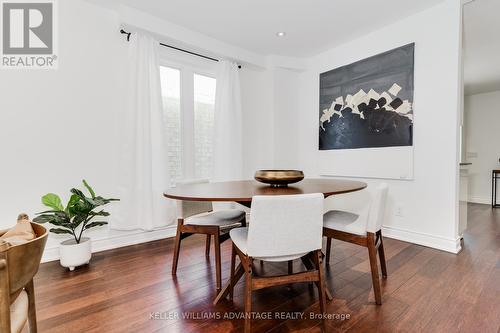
319, 43, 414, 150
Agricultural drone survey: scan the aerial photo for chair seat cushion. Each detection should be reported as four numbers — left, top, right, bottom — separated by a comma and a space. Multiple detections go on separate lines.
10, 290, 28, 333
185, 209, 245, 227
323, 210, 367, 236
230, 227, 308, 262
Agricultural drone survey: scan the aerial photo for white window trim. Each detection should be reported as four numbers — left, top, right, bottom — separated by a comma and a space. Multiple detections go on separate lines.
160, 49, 216, 180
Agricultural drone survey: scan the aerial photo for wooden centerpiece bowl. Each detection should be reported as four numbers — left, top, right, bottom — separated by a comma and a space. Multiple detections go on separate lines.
254, 170, 304, 187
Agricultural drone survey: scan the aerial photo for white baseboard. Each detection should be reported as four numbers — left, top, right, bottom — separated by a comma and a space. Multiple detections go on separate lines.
42, 226, 177, 263
382, 225, 461, 254
467, 196, 490, 205
42, 224, 461, 263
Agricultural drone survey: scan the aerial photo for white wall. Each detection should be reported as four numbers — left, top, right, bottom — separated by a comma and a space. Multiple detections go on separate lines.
0, 0, 274, 261
464, 90, 500, 203
0, 0, 130, 259
273, 0, 463, 253
117, 4, 267, 69
240, 68, 274, 178
0, 0, 463, 259
272, 68, 300, 168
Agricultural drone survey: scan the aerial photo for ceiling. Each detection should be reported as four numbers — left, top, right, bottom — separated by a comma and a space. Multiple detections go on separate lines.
102, 0, 443, 57
463, 0, 500, 95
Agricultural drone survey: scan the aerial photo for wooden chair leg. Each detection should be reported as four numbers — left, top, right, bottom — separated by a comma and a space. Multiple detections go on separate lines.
229, 243, 236, 301
377, 231, 388, 278
325, 237, 332, 265
367, 233, 382, 305
205, 235, 211, 257
26, 279, 37, 333
287, 260, 294, 288
244, 258, 253, 333
171, 221, 183, 275
214, 231, 222, 291
313, 250, 327, 315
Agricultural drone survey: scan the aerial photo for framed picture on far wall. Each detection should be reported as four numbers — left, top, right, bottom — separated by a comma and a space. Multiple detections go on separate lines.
319, 43, 414, 150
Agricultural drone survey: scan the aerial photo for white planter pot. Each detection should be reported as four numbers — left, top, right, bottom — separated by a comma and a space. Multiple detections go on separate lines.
59, 237, 92, 271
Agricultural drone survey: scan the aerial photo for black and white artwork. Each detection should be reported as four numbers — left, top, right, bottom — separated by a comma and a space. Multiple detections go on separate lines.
319, 43, 414, 150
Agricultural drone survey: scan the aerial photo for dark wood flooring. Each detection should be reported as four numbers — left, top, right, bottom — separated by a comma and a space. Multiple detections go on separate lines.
34, 203, 500, 332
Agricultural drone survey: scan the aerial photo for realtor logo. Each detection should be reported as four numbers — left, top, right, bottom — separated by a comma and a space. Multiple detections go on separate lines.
1, 0, 57, 69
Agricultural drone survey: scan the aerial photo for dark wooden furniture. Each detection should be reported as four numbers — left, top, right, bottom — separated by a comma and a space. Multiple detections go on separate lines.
164, 178, 367, 305
172, 208, 246, 291
0, 223, 48, 333
230, 246, 326, 333
324, 229, 387, 305
492, 170, 500, 208
164, 179, 367, 208
33, 203, 500, 332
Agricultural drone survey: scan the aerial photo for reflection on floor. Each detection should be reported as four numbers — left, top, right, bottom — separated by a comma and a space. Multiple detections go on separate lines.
35, 203, 500, 332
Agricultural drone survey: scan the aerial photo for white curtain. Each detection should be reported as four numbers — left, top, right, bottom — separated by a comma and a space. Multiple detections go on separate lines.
113, 32, 176, 231
212, 61, 243, 181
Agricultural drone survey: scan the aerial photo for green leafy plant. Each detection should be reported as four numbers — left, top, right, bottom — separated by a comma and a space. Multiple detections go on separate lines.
33, 180, 119, 244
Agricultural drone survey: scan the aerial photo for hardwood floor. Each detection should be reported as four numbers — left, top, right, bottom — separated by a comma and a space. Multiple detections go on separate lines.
34, 203, 500, 332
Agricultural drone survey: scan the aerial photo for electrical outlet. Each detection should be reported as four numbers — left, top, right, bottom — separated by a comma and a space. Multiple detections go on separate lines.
395, 205, 404, 217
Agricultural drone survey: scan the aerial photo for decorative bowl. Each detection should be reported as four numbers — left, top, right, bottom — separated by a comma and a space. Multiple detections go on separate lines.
254, 170, 304, 187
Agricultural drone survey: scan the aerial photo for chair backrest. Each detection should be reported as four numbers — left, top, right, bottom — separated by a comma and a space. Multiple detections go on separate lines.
0, 223, 47, 297
324, 187, 371, 215
0, 222, 47, 333
175, 179, 213, 219
366, 183, 389, 233
247, 193, 324, 258
324, 183, 388, 234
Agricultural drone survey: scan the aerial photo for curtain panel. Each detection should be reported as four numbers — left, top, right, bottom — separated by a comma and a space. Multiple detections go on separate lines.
113, 32, 176, 231
212, 60, 243, 182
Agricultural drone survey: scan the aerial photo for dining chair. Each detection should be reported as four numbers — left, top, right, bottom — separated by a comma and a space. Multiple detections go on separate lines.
171, 179, 246, 291
0, 222, 48, 333
229, 193, 326, 333
323, 183, 388, 305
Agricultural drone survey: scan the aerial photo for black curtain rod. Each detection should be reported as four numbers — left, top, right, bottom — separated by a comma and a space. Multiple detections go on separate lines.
120, 29, 241, 68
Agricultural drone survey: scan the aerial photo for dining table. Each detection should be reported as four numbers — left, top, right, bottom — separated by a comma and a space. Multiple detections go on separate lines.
164, 178, 367, 305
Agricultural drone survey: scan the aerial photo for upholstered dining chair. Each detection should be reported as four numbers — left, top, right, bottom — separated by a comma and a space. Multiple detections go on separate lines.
323, 183, 388, 305
229, 193, 326, 333
0, 222, 48, 333
171, 179, 246, 291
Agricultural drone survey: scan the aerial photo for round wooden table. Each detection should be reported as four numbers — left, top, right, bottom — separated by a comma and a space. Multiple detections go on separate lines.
164, 178, 367, 305
163, 178, 367, 207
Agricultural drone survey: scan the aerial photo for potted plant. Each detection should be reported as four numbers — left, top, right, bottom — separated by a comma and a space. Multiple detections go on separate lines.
33, 180, 118, 271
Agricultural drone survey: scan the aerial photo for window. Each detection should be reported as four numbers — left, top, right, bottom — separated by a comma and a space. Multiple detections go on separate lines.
160, 60, 216, 184
194, 74, 216, 179
160, 67, 182, 183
